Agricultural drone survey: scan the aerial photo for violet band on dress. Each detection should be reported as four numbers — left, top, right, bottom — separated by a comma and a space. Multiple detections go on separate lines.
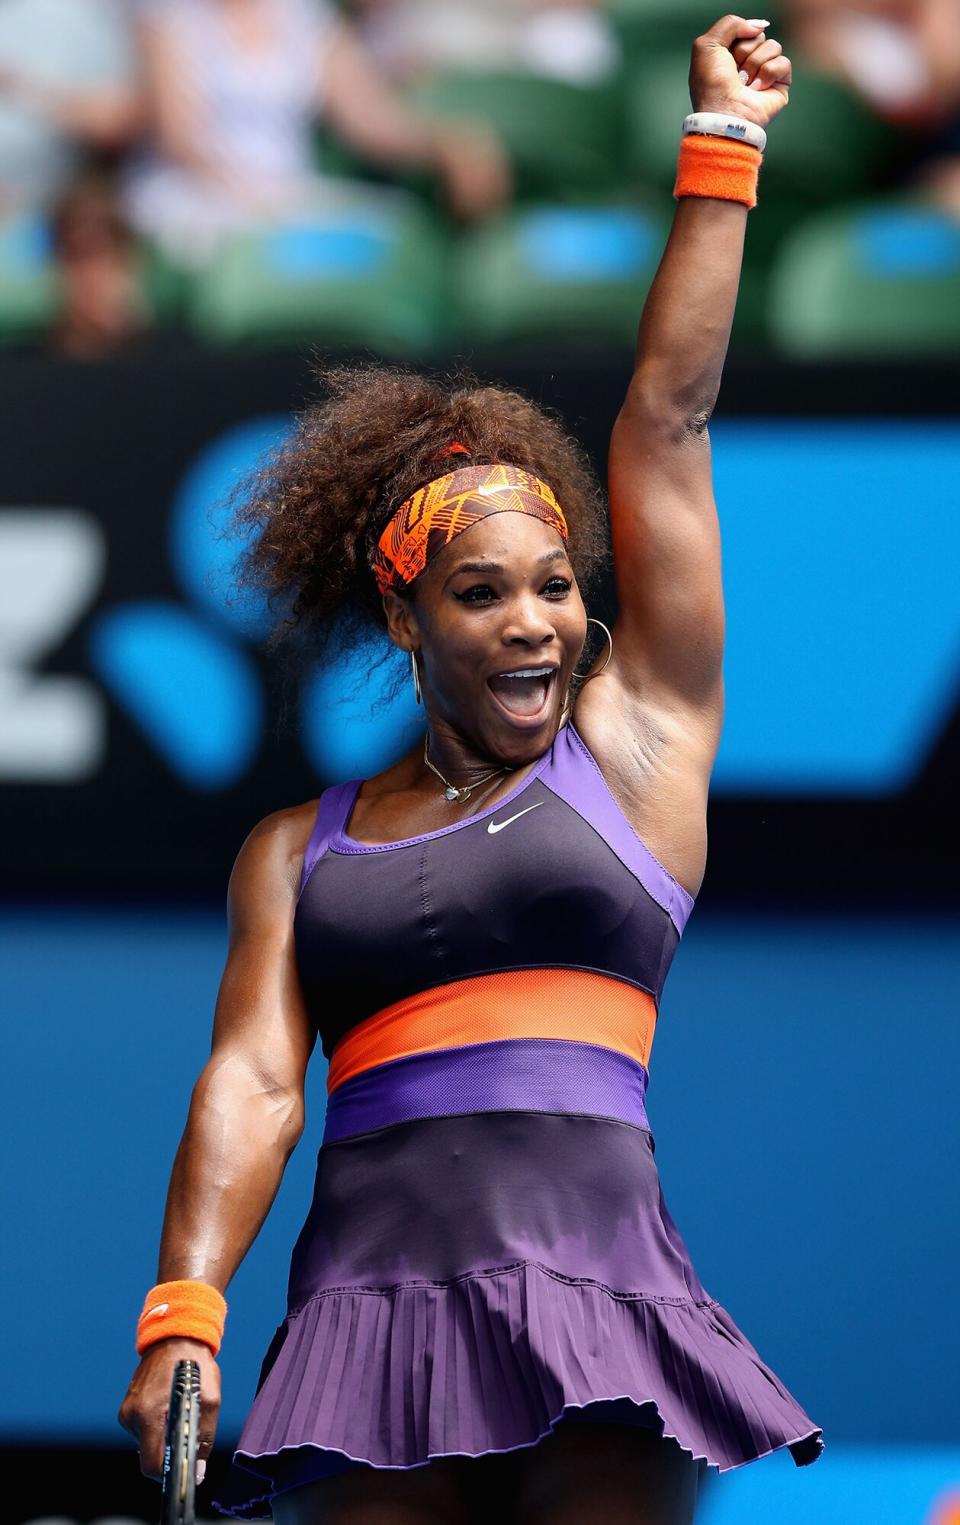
322, 1037, 651, 1145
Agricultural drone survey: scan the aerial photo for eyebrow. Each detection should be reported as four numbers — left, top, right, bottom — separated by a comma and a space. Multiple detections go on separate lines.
444, 549, 569, 583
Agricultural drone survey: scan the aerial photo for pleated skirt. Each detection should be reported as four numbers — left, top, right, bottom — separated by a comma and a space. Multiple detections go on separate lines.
211, 1112, 823, 1519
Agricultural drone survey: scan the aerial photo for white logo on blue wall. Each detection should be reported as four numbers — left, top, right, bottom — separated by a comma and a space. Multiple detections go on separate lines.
0, 510, 106, 780
88, 418, 422, 789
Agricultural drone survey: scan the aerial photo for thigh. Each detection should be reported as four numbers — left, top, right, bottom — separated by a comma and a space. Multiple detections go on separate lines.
270, 1450, 520, 1525
511, 1419, 706, 1525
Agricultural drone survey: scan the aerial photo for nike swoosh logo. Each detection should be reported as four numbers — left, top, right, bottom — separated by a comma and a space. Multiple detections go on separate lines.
143, 1303, 169, 1319
487, 801, 544, 834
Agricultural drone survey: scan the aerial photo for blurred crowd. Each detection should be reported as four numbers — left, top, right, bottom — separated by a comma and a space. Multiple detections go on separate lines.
787, 0, 960, 194
0, 0, 958, 357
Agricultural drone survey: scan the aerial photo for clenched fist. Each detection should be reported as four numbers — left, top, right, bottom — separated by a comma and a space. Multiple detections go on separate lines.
690, 15, 793, 126
117, 1337, 221, 1484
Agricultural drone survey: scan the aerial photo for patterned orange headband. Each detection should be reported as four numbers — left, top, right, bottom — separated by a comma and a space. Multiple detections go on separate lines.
370, 460, 569, 596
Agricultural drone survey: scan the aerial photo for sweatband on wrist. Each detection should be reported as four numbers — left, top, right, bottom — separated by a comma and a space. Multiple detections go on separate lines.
136, 1279, 227, 1356
673, 134, 762, 209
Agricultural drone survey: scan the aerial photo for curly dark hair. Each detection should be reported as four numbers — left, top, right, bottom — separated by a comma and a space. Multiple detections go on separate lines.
233, 361, 610, 704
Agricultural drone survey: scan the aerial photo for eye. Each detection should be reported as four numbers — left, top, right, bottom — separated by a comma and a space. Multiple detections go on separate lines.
456, 584, 496, 603
455, 577, 572, 605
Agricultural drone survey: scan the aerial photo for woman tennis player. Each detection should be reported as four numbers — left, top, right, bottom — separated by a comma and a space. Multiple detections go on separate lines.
118, 15, 824, 1523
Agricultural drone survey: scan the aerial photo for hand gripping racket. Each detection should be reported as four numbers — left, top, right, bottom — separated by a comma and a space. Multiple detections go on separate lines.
160, 1358, 201, 1525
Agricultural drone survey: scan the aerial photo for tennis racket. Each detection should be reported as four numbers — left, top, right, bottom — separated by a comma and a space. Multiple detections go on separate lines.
160, 1357, 201, 1525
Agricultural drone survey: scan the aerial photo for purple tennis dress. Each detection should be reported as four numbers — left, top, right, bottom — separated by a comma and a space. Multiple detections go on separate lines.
213, 718, 823, 1518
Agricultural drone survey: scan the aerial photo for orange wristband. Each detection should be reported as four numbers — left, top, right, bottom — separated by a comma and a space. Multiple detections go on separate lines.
136, 1279, 227, 1356
673, 134, 762, 209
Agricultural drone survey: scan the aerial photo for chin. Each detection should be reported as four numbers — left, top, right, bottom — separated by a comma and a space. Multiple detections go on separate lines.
482, 692, 565, 765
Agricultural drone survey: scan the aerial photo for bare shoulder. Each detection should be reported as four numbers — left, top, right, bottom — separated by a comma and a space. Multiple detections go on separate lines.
228, 800, 320, 919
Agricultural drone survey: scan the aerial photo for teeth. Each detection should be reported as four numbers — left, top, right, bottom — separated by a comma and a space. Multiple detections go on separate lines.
498, 668, 553, 678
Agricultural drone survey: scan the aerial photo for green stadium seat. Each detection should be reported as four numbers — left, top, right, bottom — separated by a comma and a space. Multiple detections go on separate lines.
767, 198, 960, 356
187, 187, 451, 353
0, 213, 57, 342
752, 66, 898, 204
406, 71, 627, 199
139, 243, 190, 325
610, 0, 716, 59
454, 200, 670, 344
623, 48, 696, 192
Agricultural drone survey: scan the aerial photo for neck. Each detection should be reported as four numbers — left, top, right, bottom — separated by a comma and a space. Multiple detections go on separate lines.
423, 728, 515, 789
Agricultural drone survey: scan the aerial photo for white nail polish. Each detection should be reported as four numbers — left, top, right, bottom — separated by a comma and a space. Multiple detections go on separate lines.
739, 69, 750, 83
196, 1458, 207, 1485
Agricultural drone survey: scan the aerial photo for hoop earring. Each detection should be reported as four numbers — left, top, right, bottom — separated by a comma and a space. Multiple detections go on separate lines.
573, 617, 613, 681
411, 650, 422, 704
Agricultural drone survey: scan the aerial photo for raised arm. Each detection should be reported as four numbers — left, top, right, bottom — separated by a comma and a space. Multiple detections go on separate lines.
135, 10, 219, 181
117, 804, 318, 1481
320, 20, 512, 221
606, 16, 792, 723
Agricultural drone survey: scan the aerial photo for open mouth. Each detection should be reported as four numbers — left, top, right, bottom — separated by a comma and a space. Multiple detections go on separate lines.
486, 667, 557, 723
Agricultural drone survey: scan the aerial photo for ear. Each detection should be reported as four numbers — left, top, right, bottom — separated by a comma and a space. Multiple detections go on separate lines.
381, 589, 420, 652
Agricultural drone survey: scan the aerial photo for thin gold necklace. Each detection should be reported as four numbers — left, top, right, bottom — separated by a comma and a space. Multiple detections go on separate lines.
423, 733, 516, 804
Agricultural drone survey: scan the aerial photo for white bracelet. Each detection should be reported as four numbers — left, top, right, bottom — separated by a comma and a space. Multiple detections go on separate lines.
682, 111, 767, 154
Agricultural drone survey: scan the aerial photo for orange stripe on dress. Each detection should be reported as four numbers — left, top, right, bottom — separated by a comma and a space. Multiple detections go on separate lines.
327, 968, 657, 1094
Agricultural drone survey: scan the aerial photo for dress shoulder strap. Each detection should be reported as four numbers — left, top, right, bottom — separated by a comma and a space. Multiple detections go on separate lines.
298, 780, 359, 897
549, 720, 695, 937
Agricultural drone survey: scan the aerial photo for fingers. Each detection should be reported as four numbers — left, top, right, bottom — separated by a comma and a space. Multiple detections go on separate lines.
117, 1343, 222, 1486
732, 34, 779, 69
131, 1396, 167, 1481
746, 51, 792, 92
702, 15, 770, 48
197, 1415, 219, 1477
734, 35, 786, 89
129, 1401, 219, 1482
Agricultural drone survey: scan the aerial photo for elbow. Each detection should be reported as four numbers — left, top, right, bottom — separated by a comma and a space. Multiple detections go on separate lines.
621, 374, 715, 440
683, 406, 712, 438
193, 1059, 306, 1157
280, 1098, 307, 1156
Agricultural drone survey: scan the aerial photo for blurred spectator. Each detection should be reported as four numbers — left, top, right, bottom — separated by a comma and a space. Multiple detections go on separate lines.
785, 0, 960, 212
123, 0, 511, 267
348, 0, 620, 87
47, 173, 151, 357
0, 0, 138, 213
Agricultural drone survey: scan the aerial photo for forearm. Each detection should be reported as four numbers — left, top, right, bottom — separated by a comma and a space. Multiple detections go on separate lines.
629, 194, 748, 421
323, 22, 443, 171
155, 1060, 304, 1290
7, 77, 140, 145
346, 104, 438, 172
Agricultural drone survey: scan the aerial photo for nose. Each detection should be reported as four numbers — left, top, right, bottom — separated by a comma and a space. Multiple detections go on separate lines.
500, 590, 558, 649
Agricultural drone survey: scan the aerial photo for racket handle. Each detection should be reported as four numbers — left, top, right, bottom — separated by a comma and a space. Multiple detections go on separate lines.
172, 1358, 201, 1400
161, 1358, 201, 1525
